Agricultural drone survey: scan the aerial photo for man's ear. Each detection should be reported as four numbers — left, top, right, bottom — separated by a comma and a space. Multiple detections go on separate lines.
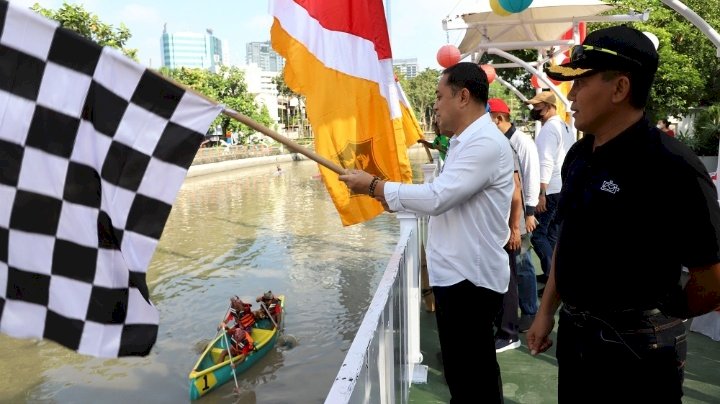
612, 75, 632, 104
458, 87, 471, 107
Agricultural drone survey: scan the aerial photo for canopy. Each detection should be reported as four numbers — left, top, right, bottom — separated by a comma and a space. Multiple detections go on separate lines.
448, 0, 614, 54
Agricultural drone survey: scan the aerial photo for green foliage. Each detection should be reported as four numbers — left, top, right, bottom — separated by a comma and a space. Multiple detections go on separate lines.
461, 1, 720, 120
158, 66, 273, 143
682, 105, 720, 156
601, 0, 720, 118
481, 49, 538, 97
31, 2, 137, 60
404, 68, 441, 130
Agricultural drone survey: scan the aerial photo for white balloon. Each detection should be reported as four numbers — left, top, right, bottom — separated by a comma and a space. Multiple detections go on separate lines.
643, 31, 660, 50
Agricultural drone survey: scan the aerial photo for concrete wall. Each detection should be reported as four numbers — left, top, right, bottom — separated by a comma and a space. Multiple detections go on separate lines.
187, 153, 302, 178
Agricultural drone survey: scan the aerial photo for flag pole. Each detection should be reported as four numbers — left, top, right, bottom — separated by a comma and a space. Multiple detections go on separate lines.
221, 108, 345, 175
147, 70, 346, 175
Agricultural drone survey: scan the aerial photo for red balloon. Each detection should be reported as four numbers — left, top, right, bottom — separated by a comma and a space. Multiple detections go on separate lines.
437, 44, 461, 68
531, 75, 541, 89
480, 64, 496, 84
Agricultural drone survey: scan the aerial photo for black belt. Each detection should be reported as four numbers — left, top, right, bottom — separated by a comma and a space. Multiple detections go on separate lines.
563, 304, 661, 318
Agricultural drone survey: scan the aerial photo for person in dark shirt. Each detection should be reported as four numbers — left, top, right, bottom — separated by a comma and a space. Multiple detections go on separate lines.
526, 25, 720, 403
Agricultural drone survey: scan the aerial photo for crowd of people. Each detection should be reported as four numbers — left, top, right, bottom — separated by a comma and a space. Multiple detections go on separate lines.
340, 25, 720, 403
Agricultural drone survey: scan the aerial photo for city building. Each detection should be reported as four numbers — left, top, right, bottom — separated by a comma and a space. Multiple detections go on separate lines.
161, 25, 229, 71
239, 63, 280, 125
246, 41, 285, 73
393, 58, 419, 78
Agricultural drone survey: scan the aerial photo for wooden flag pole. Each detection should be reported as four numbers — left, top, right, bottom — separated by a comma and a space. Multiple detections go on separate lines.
421, 144, 434, 163
146, 69, 346, 175
221, 108, 345, 175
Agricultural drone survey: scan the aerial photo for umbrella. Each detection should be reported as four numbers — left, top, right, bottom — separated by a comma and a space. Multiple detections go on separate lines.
448, 0, 613, 54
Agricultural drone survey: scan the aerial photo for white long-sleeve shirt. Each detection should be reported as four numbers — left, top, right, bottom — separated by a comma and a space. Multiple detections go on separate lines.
383, 114, 514, 293
508, 126, 541, 213
535, 115, 575, 195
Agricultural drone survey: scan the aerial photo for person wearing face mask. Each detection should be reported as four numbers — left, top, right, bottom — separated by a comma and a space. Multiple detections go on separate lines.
525, 92, 576, 291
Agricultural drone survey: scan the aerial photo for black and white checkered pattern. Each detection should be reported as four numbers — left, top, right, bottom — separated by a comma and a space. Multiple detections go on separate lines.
0, 1, 221, 357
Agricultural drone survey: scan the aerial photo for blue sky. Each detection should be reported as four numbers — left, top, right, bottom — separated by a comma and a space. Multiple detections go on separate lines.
10, 0, 468, 71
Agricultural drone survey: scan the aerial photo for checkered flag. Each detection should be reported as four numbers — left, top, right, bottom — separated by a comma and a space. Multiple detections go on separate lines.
0, 1, 222, 357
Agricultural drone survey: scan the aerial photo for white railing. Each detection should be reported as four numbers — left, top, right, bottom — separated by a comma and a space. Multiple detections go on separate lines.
325, 159, 439, 404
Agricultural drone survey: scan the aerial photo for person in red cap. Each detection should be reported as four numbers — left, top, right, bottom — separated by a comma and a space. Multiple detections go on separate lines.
488, 98, 542, 352
527, 25, 720, 402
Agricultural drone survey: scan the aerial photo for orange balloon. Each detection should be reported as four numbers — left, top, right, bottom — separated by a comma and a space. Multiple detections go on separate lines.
437, 44, 461, 68
480, 64, 497, 84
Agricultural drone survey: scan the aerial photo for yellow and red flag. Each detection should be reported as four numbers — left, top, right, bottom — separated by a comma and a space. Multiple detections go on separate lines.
553, 23, 587, 125
270, 0, 422, 226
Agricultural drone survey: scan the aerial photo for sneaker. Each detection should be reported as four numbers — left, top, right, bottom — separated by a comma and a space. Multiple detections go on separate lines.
519, 314, 535, 333
495, 338, 521, 353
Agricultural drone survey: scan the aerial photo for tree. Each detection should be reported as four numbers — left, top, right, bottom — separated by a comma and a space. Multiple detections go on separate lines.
597, 0, 718, 119
272, 72, 307, 136
405, 68, 441, 130
464, 1, 720, 121
158, 66, 273, 143
31, 2, 137, 60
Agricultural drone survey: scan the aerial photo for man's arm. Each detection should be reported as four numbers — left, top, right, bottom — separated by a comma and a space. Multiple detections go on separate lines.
535, 125, 559, 213
527, 246, 562, 356
506, 172, 522, 251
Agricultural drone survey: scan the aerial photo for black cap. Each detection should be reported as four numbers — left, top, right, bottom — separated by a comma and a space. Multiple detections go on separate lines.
546, 25, 658, 81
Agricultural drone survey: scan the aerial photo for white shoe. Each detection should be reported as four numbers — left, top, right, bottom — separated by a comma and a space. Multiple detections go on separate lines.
495, 338, 521, 353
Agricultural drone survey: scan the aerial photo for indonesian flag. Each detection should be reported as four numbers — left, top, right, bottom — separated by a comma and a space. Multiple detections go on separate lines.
270, 0, 422, 226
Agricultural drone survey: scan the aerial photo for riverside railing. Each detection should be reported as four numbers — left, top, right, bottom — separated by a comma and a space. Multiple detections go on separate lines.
325, 160, 439, 404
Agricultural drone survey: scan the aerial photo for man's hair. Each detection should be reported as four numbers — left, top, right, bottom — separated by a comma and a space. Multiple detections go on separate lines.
600, 70, 653, 109
661, 118, 671, 127
442, 62, 489, 105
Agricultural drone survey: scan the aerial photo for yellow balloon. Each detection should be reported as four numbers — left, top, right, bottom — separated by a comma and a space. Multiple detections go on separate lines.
490, 0, 512, 16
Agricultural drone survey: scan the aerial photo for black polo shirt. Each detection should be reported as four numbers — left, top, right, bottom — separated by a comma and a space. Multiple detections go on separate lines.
554, 117, 720, 312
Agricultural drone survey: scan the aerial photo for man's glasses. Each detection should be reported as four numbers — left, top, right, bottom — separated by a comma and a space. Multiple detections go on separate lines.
570, 45, 642, 67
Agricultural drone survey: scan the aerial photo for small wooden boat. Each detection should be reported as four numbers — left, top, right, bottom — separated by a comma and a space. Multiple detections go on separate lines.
188, 295, 285, 400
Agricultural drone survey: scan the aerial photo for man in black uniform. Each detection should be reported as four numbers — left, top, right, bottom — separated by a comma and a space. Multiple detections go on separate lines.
526, 25, 720, 402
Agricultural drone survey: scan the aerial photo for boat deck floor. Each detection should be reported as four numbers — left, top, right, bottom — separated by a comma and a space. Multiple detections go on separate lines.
409, 309, 720, 403
409, 252, 720, 404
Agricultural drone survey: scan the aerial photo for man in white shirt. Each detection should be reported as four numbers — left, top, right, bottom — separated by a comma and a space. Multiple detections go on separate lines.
340, 62, 514, 403
527, 91, 575, 287
488, 98, 542, 347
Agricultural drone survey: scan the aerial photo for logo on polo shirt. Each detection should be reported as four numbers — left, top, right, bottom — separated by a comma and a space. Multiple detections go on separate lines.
600, 180, 620, 194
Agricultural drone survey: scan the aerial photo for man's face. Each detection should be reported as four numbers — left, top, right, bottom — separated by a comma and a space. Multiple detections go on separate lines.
567, 72, 619, 133
433, 74, 459, 135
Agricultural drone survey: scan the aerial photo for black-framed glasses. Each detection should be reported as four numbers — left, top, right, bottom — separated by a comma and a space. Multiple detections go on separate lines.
570, 45, 642, 67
